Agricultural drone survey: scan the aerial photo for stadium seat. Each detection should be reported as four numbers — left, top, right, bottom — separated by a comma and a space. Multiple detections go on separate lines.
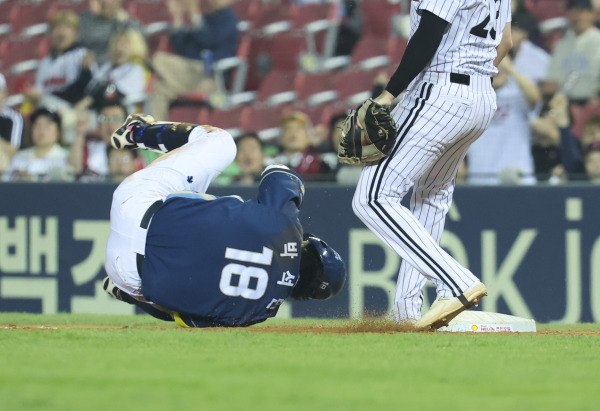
361, 0, 401, 38
266, 31, 308, 72
3, 70, 36, 94
168, 104, 205, 124
229, 0, 260, 26
525, 0, 566, 21
350, 35, 390, 69
334, 68, 381, 104
9, 1, 56, 35
256, 70, 297, 104
0, 0, 17, 25
53, 0, 90, 15
294, 70, 337, 103
253, 1, 291, 31
240, 105, 287, 140
387, 36, 408, 67
290, 2, 339, 58
290, 2, 338, 29
289, 101, 334, 128
198, 105, 246, 137
128, 0, 170, 28
0, 35, 47, 74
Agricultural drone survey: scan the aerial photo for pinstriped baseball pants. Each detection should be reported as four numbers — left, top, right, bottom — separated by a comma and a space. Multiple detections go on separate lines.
353, 73, 497, 321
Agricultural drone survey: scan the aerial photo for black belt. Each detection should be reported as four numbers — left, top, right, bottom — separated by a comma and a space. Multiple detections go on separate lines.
449, 72, 494, 86
136, 199, 164, 277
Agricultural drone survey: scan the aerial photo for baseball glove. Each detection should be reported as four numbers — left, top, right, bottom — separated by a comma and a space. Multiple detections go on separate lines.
337, 99, 397, 164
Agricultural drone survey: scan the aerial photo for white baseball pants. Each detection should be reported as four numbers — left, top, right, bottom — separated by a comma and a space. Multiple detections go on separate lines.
353, 73, 497, 321
105, 127, 236, 296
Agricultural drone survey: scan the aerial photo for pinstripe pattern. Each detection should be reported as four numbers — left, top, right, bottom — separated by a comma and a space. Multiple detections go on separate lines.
351, 0, 510, 322
1, 107, 23, 148
353, 75, 498, 321
407, 0, 511, 78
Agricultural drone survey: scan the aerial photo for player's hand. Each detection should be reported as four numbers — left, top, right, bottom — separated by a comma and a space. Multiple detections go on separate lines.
373, 90, 395, 107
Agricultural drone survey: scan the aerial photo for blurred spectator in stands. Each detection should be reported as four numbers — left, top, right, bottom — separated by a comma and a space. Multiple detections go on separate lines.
2, 108, 71, 182
230, 132, 265, 185
593, 0, 600, 27
584, 142, 600, 182
267, 112, 330, 181
24, 11, 93, 115
151, 0, 238, 120
78, 0, 141, 65
334, 0, 362, 57
0, 73, 24, 174
76, 29, 149, 113
541, 0, 600, 105
108, 146, 139, 182
69, 101, 134, 181
530, 94, 586, 181
468, 10, 549, 185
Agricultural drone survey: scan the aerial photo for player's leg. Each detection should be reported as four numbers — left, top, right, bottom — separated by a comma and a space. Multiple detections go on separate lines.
353, 81, 494, 327
105, 124, 236, 296
393, 150, 470, 322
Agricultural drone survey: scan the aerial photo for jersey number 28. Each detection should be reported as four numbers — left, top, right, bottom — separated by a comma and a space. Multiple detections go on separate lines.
470, 7, 501, 40
219, 247, 273, 300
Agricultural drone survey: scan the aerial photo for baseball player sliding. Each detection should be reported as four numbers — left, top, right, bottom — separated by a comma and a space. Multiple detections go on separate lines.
339, 0, 512, 329
103, 114, 346, 327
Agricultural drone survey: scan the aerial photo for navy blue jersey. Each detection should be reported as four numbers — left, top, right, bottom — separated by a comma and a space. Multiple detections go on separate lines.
142, 168, 305, 327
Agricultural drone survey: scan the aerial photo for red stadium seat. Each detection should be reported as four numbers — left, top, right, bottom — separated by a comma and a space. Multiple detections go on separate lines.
267, 32, 308, 72
0, 0, 18, 24
525, 0, 566, 21
240, 105, 287, 137
387, 36, 408, 67
9, 1, 56, 35
289, 101, 334, 127
334, 68, 380, 102
229, 0, 261, 25
350, 35, 389, 67
289, 2, 338, 29
294, 70, 337, 101
361, 0, 401, 37
199, 105, 246, 133
168, 104, 204, 123
52, 0, 90, 15
3, 70, 36, 94
128, 1, 170, 26
0, 35, 46, 73
256, 70, 297, 103
252, 1, 291, 31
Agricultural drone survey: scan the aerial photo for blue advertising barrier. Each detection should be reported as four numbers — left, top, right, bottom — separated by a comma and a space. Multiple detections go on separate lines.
1, 183, 599, 322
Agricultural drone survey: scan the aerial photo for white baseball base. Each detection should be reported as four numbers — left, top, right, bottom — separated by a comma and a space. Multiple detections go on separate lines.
437, 311, 536, 333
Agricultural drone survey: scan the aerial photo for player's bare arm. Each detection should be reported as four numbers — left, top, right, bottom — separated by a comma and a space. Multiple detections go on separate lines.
494, 22, 513, 67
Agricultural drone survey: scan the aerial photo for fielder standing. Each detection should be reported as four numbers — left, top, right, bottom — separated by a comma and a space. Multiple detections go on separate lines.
349, 0, 512, 329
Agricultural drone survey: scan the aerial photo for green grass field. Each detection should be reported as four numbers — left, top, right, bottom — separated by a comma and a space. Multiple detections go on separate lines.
1, 314, 599, 411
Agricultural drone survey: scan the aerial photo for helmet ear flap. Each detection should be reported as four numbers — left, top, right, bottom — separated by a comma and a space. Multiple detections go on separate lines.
296, 233, 346, 301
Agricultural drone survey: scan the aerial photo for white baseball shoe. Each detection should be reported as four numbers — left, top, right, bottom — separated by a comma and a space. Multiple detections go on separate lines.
111, 113, 155, 149
415, 282, 487, 330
